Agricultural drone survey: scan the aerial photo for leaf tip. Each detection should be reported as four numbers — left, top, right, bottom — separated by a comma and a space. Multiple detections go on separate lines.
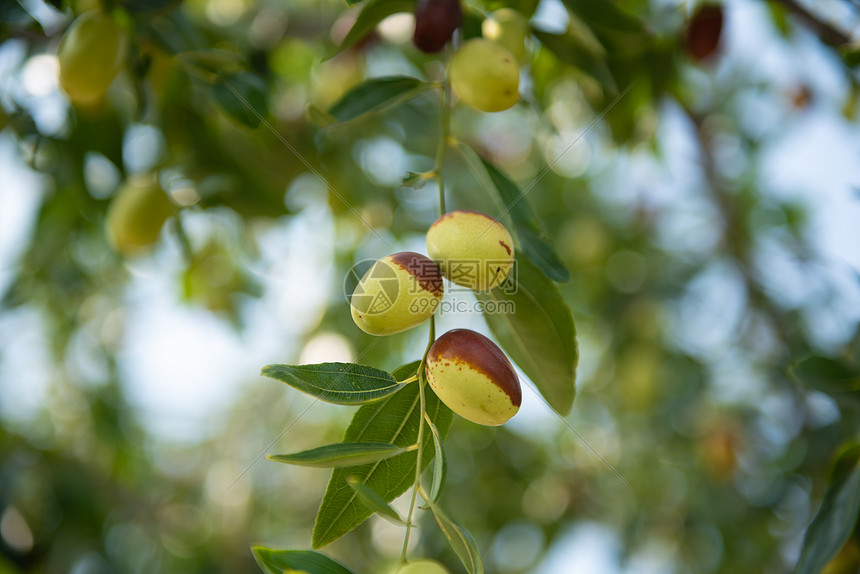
260, 364, 280, 377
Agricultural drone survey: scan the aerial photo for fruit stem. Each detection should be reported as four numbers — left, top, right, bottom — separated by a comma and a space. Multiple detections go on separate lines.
172, 211, 193, 266
397, 374, 419, 385
417, 483, 431, 505
434, 80, 451, 217
398, 315, 436, 565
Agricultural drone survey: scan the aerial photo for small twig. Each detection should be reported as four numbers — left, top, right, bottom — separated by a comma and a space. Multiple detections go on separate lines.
770, 0, 852, 47
682, 104, 799, 355
434, 81, 451, 216
398, 315, 436, 565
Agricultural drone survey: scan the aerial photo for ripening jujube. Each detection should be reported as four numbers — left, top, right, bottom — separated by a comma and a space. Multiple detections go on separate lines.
426, 210, 515, 291
413, 0, 462, 53
684, 4, 724, 62
58, 11, 126, 105
449, 39, 519, 112
350, 252, 444, 336
426, 329, 521, 426
105, 176, 175, 255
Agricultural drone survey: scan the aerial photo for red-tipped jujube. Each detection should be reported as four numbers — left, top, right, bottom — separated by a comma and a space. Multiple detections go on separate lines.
426, 329, 521, 426
413, 0, 462, 54
685, 4, 724, 62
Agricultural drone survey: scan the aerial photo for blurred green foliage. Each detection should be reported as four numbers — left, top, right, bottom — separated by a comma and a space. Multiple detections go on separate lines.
1, 0, 860, 573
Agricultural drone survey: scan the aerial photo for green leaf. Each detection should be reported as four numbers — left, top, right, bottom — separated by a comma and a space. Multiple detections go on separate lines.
795, 445, 860, 574
424, 416, 446, 504
262, 363, 405, 405
559, 0, 644, 33
791, 356, 860, 392
267, 442, 410, 468
346, 476, 411, 525
212, 72, 269, 128
532, 28, 617, 93
328, 76, 433, 124
312, 362, 453, 548
790, 356, 860, 410
0, 1, 39, 34
333, 0, 415, 56
475, 256, 577, 415
516, 225, 571, 283
429, 504, 484, 574
251, 547, 354, 574
478, 157, 570, 282
461, 7, 484, 41
843, 45, 860, 68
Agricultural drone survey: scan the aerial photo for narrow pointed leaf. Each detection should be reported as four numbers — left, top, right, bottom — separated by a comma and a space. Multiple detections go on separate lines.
267, 442, 408, 468
312, 362, 453, 548
476, 256, 577, 415
429, 504, 484, 574
262, 363, 404, 405
477, 155, 570, 282
346, 476, 411, 526
516, 225, 571, 283
424, 416, 446, 504
790, 355, 860, 410
795, 445, 860, 574
251, 547, 354, 574
328, 76, 433, 124
456, 141, 569, 281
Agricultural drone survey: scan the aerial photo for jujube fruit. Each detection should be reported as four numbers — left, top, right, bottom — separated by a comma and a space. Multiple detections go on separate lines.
58, 11, 126, 106
350, 252, 443, 336
684, 4, 723, 62
426, 210, 514, 291
449, 39, 519, 112
481, 8, 529, 62
392, 559, 450, 574
426, 329, 521, 426
105, 176, 174, 255
413, 0, 462, 54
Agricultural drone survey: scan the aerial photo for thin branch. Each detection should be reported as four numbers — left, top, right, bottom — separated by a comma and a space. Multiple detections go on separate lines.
770, 0, 852, 47
681, 104, 800, 356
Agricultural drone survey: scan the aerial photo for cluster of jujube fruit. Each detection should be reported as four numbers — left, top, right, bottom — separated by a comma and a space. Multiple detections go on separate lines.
350, 210, 522, 427
56, 9, 177, 256
412, 0, 528, 113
